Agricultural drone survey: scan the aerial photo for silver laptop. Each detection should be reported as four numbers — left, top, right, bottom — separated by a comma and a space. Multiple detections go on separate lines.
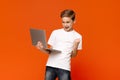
30, 28, 61, 53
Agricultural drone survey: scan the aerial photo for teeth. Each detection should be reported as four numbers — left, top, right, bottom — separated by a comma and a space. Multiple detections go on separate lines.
65, 27, 69, 28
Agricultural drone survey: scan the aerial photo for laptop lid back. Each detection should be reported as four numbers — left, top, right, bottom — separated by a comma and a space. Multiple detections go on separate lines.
30, 28, 47, 48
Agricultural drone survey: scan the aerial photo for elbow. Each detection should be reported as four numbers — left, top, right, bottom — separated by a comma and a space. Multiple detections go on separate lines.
71, 52, 77, 58
71, 55, 77, 58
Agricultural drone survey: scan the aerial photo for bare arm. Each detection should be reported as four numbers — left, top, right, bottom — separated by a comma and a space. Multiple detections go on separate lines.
71, 38, 80, 57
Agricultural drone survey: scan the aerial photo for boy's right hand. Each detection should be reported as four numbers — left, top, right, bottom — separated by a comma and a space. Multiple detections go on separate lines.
36, 41, 44, 50
35, 41, 51, 54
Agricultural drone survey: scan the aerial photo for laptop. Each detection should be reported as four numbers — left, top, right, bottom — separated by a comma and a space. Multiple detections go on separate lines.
30, 28, 61, 53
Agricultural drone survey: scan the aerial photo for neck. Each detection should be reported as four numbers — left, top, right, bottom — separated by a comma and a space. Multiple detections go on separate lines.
63, 28, 73, 32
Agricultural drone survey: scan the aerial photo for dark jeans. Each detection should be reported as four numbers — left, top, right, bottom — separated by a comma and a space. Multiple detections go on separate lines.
45, 66, 71, 80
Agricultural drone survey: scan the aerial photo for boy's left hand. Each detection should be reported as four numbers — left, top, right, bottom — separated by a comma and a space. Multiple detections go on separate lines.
74, 38, 80, 44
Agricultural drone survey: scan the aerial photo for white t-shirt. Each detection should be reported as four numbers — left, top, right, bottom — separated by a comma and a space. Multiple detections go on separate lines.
46, 28, 82, 71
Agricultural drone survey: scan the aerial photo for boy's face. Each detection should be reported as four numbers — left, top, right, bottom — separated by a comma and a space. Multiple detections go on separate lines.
62, 17, 75, 32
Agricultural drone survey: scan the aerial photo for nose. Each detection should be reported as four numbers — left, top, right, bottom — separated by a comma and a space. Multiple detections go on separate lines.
64, 23, 68, 26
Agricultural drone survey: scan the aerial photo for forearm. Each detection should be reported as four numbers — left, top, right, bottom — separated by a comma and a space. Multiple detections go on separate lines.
71, 42, 79, 57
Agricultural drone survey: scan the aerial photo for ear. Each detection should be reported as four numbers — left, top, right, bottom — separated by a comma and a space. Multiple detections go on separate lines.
73, 20, 76, 24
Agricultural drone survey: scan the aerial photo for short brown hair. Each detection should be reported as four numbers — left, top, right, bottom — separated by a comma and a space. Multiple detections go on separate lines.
60, 9, 76, 21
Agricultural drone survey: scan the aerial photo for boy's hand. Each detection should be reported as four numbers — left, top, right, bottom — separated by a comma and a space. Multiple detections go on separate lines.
36, 41, 44, 50
73, 38, 80, 49
74, 38, 80, 44
71, 38, 80, 57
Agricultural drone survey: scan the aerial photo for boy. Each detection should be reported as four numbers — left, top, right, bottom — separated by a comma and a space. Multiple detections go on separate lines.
36, 9, 82, 80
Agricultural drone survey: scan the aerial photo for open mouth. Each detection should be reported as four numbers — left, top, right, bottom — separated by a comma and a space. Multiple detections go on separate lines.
65, 26, 69, 29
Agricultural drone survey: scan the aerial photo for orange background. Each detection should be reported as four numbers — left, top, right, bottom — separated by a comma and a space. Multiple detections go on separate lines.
0, 0, 120, 80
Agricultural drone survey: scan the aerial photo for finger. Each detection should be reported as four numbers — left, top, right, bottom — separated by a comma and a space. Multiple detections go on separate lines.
37, 41, 40, 44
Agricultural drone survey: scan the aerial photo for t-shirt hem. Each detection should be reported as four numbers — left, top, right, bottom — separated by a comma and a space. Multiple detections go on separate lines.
46, 65, 71, 71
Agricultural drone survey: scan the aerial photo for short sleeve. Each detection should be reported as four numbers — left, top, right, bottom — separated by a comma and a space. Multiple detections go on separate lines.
48, 30, 56, 46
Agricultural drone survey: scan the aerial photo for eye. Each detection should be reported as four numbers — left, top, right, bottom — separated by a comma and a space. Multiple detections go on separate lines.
66, 21, 70, 23
62, 21, 70, 23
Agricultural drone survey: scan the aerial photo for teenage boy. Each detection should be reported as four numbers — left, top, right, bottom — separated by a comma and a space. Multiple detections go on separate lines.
36, 9, 82, 80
